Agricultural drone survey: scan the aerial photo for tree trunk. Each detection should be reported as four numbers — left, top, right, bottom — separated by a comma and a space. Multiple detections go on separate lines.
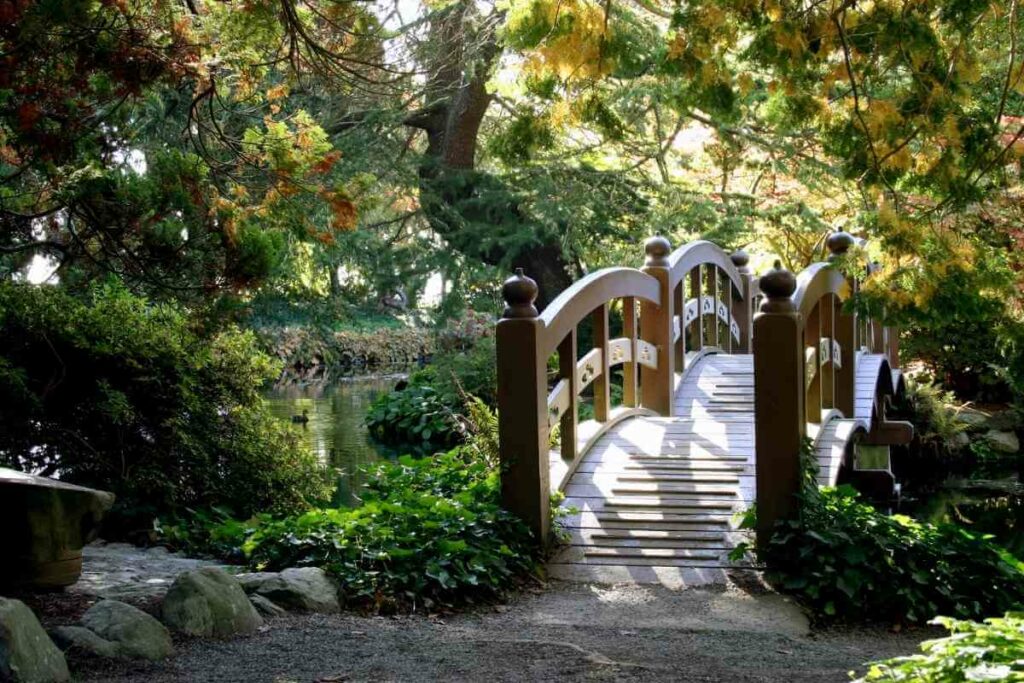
404, 1, 572, 309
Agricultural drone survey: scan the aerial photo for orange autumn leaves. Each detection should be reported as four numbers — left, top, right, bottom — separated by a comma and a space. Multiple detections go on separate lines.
217, 109, 357, 247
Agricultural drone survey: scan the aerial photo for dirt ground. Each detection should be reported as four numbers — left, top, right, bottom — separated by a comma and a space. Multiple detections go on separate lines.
71, 580, 932, 683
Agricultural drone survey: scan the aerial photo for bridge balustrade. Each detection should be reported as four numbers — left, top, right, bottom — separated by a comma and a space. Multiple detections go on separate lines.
752, 232, 900, 547
496, 236, 752, 541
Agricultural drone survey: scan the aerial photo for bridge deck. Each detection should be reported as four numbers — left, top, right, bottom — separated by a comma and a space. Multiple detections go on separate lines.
548, 352, 885, 586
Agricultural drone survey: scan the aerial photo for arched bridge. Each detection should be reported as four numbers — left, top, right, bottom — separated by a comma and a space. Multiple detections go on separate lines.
495, 233, 912, 585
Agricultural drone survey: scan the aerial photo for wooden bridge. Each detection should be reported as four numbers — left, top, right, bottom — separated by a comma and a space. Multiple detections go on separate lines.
495, 233, 912, 585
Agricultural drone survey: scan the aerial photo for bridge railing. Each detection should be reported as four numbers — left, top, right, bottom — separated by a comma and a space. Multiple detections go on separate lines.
752, 231, 901, 547
496, 236, 752, 541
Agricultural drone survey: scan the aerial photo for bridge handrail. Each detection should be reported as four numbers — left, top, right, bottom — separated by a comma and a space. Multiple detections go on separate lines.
537, 267, 660, 358
752, 231, 904, 549
667, 240, 745, 293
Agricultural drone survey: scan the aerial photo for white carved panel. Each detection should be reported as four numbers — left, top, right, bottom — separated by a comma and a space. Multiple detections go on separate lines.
608, 338, 632, 366
636, 340, 658, 369
575, 348, 603, 393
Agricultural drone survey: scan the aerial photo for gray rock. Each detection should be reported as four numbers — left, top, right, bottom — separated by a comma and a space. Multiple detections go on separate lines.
983, 429, 1020, 454
80, 600, 173, 661
239, 568, 341, 613
953, 407, 990, 430
161, 567, 262, 638
249, 595, 286, 618
48, 626, 119, 659
0, 597, 69, 683
235, 572, 279, 594
949, 431, 972, 450
986, 409, 1022, 431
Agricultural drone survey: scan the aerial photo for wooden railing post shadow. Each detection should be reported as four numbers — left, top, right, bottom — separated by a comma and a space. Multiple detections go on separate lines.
496, 269, 550, 543
640, 235, 675, 416
730, 249, 754, 353
752, 262, 804, 550
827, 231, 857, 418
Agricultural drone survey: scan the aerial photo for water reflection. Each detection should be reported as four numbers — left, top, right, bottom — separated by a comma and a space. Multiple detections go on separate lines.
265, 375, 404, 506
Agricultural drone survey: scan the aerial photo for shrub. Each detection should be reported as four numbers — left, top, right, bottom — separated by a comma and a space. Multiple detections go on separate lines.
364, 338, 497, 454
209, 448, 538, 610
365, 384, 465, 455
0, 282, 332, 535
856, 613, 1024, 682
759, 484, 1024, 623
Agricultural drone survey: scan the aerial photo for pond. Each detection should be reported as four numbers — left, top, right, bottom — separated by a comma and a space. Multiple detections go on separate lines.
899, 457, 1024, 557
265, 375, 405, 506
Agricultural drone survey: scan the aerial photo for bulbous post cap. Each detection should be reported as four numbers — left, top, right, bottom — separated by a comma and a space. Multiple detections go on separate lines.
502, 268, 539, 318
730, 249, 750, 269
644, 235, 672, 266
759, 260, 797, 312
826, 231, 856, 260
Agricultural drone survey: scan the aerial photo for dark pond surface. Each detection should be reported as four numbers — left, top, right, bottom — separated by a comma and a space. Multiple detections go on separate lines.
265, 375, 405, 506
899, 457, 1024, 557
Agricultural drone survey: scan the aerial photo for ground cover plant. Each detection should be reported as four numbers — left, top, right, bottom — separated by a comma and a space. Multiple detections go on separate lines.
739, 443, 1024, 623
856, 613, 1024, 682
172, 446, 538, 611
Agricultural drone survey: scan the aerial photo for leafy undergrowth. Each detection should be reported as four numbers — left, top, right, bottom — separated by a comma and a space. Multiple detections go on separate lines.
855, 613, 1024, 681
173, 448, 540, 613
761, 485, 1024, 623
738, 441, 1024, 624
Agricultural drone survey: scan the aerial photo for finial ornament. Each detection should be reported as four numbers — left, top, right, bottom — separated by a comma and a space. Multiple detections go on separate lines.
644, 235, 672, 267
759, 260, 797, 313
730, 249, 750, 271
502, 268, 539, 318
826, 231, 856, 261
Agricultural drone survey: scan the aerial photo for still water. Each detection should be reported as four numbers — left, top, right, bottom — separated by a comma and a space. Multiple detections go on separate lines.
265, 375, 404, 506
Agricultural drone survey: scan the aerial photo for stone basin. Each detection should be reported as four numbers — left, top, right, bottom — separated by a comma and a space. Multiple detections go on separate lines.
0, 468, 114, 590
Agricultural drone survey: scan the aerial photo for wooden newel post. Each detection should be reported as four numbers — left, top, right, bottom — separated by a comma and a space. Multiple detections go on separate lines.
827, 231, 857, 419
496, 269, 550, 544
640, 235, 675, 416
730, 249, 754, 353
753, 261, 803, 550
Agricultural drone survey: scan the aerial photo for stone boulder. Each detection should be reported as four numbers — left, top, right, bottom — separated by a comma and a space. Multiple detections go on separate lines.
0, 468, 114, 590
161, 567, 263, 637
48, 626, 120, 659
80, 600, 173, 661
237, 568, 341, 613
953, 407, 990, 430
983, 429, 1020, 454
0, 597, 69, 683
249, 595, 286, 618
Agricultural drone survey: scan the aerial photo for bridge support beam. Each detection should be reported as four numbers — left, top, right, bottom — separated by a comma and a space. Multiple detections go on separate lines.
496, 270, 550, 544
753, 263, 805, 550
640, 236, 675, 416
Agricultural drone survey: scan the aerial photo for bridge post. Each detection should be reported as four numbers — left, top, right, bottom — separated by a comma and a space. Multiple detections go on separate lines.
827, 232, 857, 419
730, 250, 754, 353
496, 269, 550, 544
753, 262, 804, 550
640, 235, 675, 416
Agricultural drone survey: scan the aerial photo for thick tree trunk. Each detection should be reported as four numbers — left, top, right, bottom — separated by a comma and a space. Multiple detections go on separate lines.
405, 2, 573, 309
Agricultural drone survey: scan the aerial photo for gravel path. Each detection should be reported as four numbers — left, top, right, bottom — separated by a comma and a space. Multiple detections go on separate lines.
72, 581, 932, 682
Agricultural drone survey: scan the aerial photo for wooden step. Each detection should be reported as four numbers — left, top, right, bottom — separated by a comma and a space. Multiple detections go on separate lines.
609, 483, 739, 496
583, 547, 722, 560
614, 473, 741, 484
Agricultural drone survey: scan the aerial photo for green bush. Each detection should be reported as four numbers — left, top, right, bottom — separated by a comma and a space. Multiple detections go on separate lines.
760, 483, 1024, 623
856, 613, 1024, 681
205, 448, 538, 610
364, 338, 497, 454
0, 282, 331, 535
365, 384, 465, 455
